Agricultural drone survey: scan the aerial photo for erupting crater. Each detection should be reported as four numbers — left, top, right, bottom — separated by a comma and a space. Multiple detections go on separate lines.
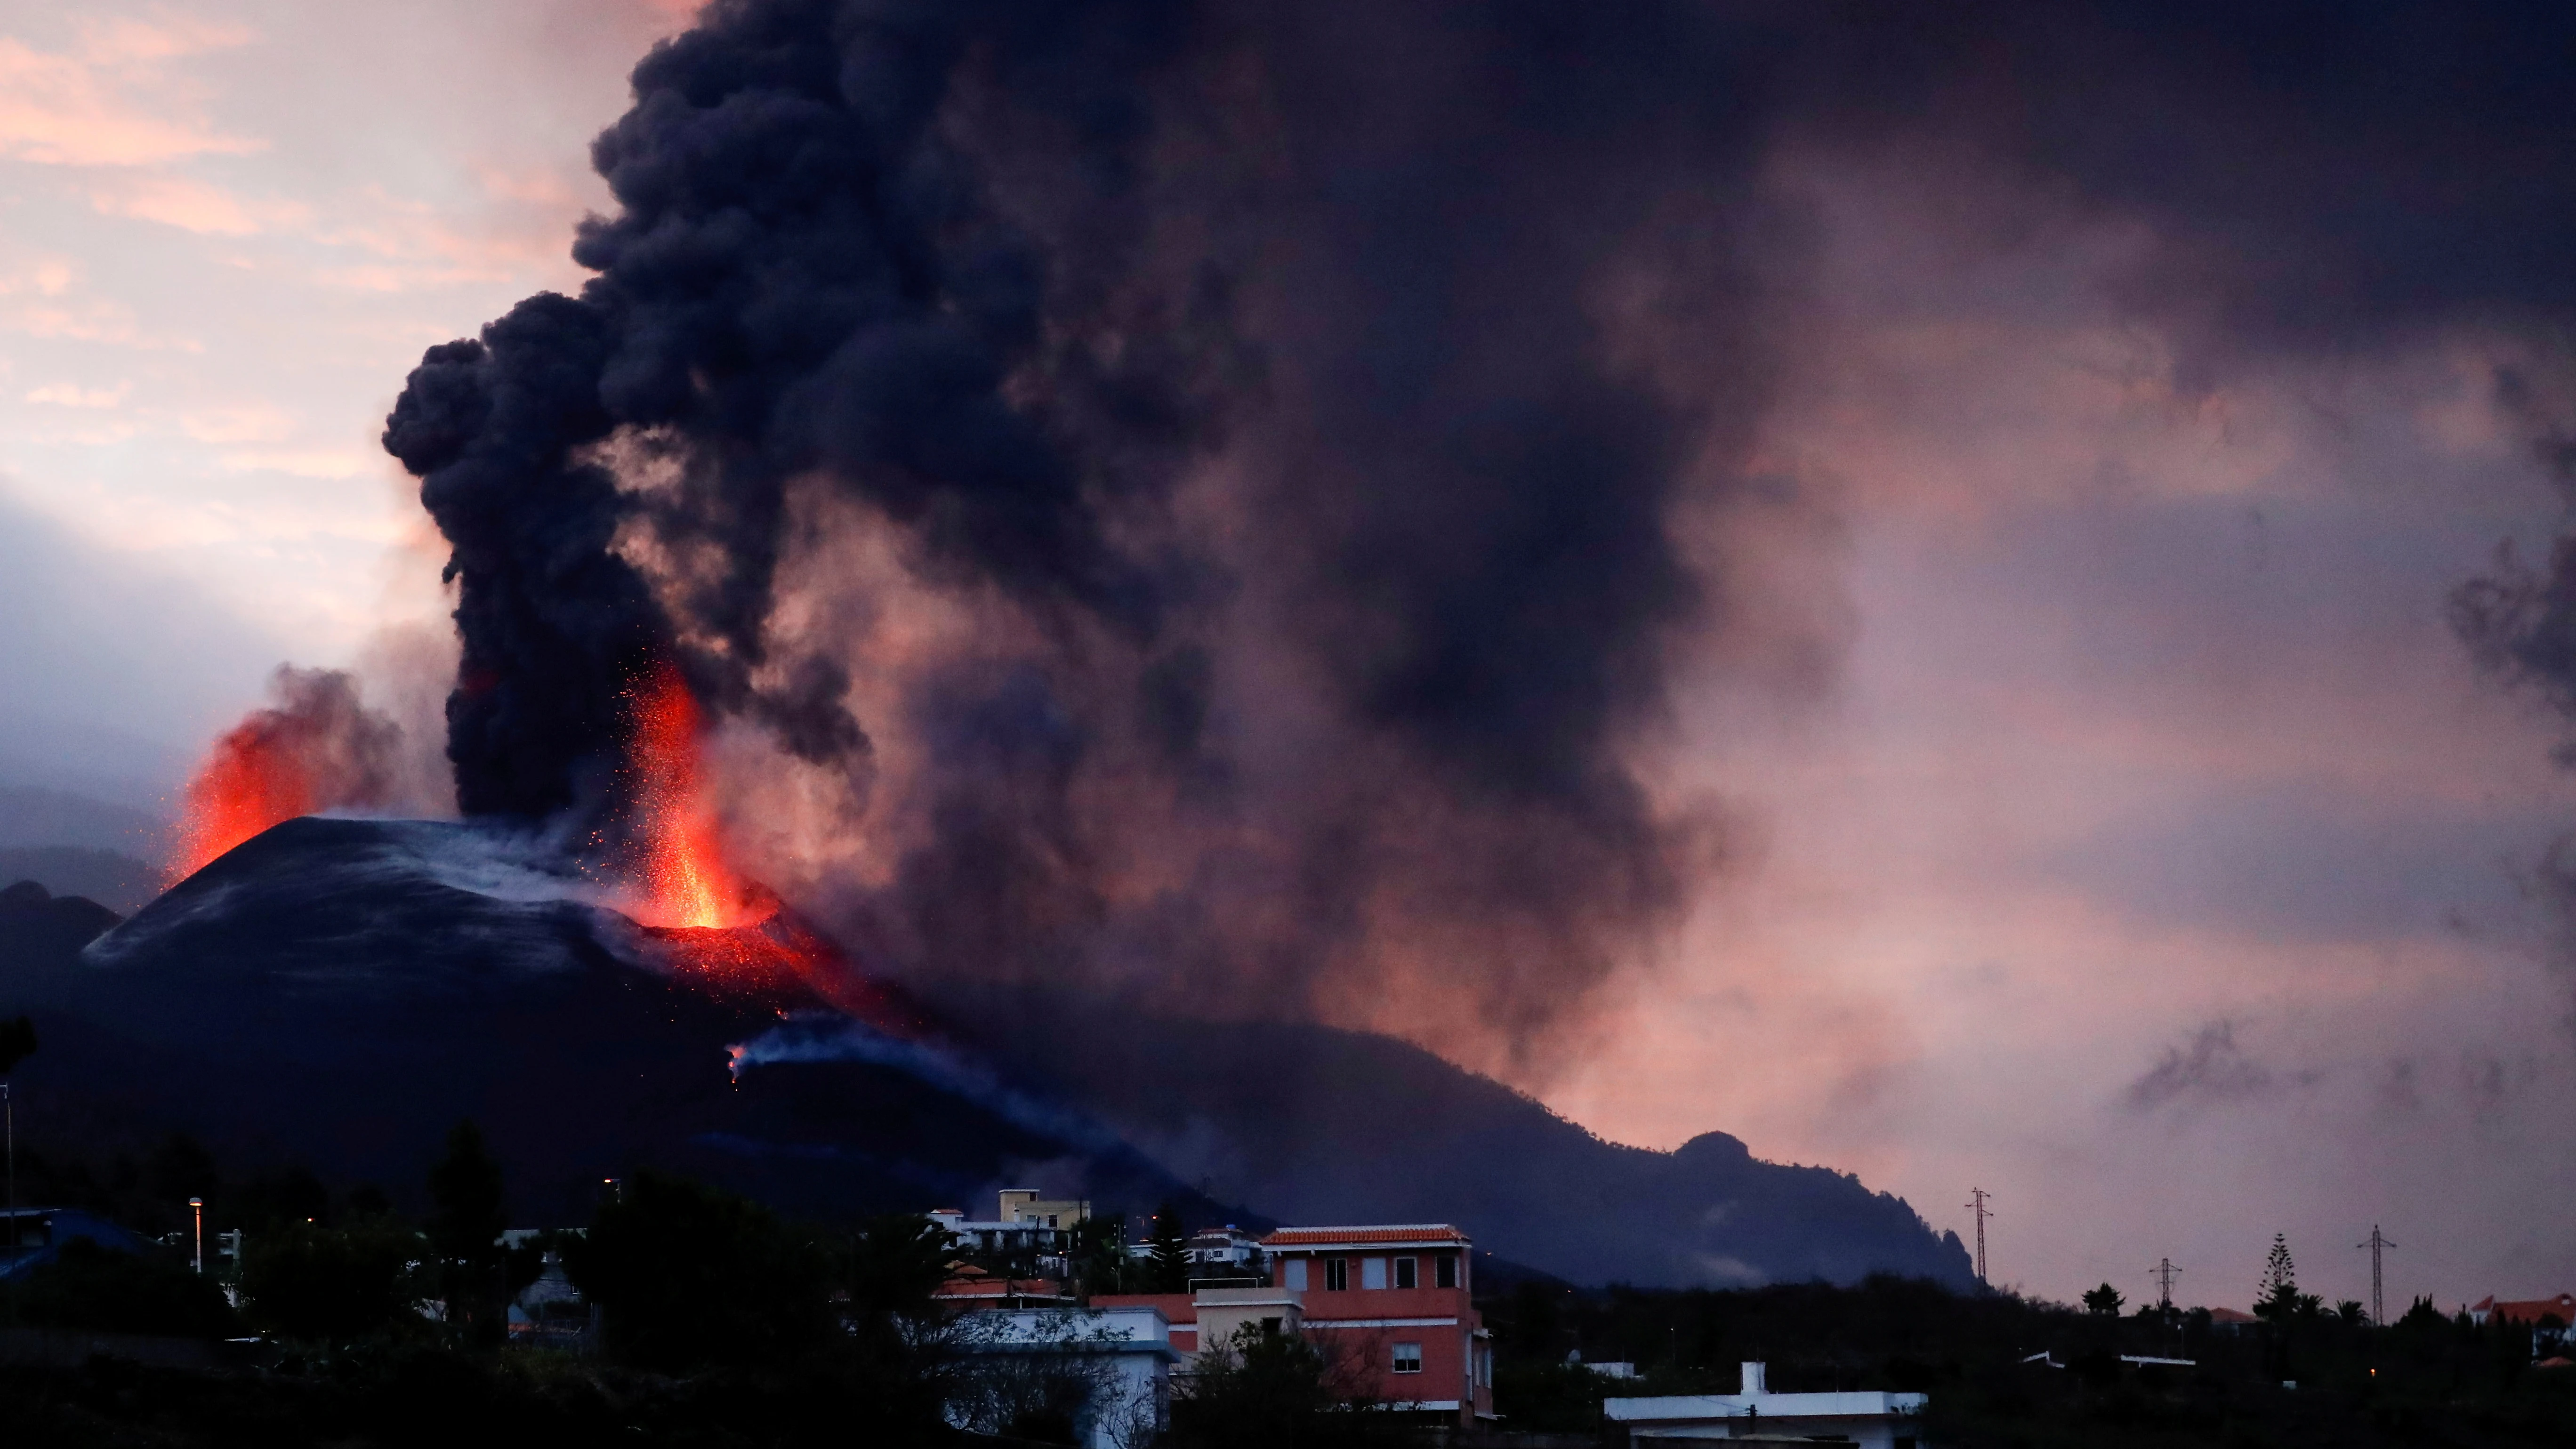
609, 661, 922, 1037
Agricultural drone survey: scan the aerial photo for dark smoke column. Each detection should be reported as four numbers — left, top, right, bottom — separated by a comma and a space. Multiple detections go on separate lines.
377, 0, 1786, 1056
384, 296, 668, 822
381, 0, 1184, 828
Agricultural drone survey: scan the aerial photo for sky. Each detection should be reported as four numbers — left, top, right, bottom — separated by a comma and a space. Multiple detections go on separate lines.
3, 0, 2573, 1315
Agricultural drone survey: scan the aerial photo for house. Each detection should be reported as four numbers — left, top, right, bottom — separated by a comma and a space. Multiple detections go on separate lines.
1607, 1361, 1926, 1448
2468, 1293, 2575, 1328
1128, 1223, 1266, 1273
2205, 1306, 2259, 1333
1097, 1222, 1494, 1426
931, 1190, 1091, 1272
0, 1208, 157, 1281
2469, 1294, 2575, 1360
506, 1251, 593, 1349
946, 1305, 1179, 1449
998, 1189, 1091, 1231
934, 1261, 1076, 1308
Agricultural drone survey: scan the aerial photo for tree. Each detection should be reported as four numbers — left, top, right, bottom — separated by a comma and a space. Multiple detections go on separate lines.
563, 1171, 828, 1372
843, 1212, 955, 1320
425, 1120, 507, 1336
1145, 1200, 1191, 1294
2082, 1282, 2124, 1316
2255, 1233, 2301, 1323
240, 1218, 424, 1342
1067, 1210, 1133, 1296
0, 1014, 34, 1074
1168, 1324, 1408, 1449
19, 1237, 237, 1338
425, 1121, 505, 1261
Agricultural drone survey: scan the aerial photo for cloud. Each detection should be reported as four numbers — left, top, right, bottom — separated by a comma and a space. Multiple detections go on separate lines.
2124, 1021, 2277, 1112
179, 404, 297, 444
24, 382, 128, 409
87, 173, 309, 236
216, 449, 366, 479
0, 31, 260, 168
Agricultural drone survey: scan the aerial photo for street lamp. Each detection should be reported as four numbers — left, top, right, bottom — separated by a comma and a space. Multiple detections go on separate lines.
189, 1197, 204, 1275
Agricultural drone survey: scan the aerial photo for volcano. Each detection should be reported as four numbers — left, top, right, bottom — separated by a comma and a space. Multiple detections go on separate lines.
9, 816, 1232, 1228
0, 816, 1970, 1287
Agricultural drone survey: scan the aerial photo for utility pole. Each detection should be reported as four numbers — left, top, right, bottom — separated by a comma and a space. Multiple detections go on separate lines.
2152, 1257, 2181, 1314
190, 1197, 204, 1275
2357, 1226, 2395, 1326
1965, 1188, 1993, 1286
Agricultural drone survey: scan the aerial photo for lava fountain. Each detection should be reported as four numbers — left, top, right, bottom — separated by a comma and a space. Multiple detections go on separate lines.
166, 668, 399, 884
620, 660, 762, 931
613, 661, 918, 1031
168, 728, 318, 884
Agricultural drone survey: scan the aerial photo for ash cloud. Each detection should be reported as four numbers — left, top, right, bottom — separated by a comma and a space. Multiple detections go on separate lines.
208, 667, 405, 817
2124, 1021, 2278, 1113
385, 0, 2576, 1066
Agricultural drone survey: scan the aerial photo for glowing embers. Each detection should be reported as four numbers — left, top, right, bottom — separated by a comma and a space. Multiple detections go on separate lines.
633, 908, 928, 1038
619, 661, 763, 932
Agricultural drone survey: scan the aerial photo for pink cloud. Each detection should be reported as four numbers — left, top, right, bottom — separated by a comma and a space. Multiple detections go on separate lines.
0, 32, 260, 168
87, 173, 308, 235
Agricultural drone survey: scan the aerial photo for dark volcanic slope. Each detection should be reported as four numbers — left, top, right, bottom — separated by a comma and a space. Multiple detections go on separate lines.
2, 817, 1967, 1286
5, 818, 1224, 1227
971, 1003, 1974, 1289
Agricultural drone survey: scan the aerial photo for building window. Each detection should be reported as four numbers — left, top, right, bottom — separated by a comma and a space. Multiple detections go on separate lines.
1392, 1341, 1422, 1374
1361, 1257, 1388, 1290
1325, 1258, 1348, 1292
1393, 1256, 1417, 1289
1286, 1258, 1309, 1290
1435, 1254, 1458, 1288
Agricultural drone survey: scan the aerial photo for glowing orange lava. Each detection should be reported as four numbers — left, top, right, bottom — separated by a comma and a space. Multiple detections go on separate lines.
622, 661, 763, 931
167, 724, 317, 884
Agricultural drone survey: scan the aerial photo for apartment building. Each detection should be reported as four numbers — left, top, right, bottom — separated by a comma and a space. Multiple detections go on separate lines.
1097, 1222, 1492, 1426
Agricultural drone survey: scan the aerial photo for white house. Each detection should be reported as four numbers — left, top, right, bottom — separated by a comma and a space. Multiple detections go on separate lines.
1607, 1361, 1927, 1447
947, 1305, 1179, 1449
930, 1190, 1093, 1275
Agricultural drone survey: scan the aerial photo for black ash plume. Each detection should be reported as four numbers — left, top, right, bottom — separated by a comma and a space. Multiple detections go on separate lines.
386, 0, 2576, 1062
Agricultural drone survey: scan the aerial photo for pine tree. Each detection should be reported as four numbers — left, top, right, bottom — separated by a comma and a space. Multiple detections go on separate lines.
2255, 1233, 2300, 1322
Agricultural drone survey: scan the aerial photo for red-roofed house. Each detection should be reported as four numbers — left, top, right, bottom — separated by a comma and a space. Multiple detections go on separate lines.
2468, 1293, 2576, 1327
2469, 1293, 2575, 1360
1098, 1223, 1491, 1425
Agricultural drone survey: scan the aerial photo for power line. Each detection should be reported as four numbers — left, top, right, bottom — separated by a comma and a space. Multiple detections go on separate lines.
1965, 1188, 1993, 1286
2357, 1226, 2396, 1326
